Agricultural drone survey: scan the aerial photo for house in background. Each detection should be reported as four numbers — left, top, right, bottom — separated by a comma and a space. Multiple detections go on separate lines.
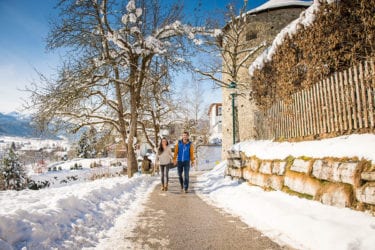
208, 103, 222, 144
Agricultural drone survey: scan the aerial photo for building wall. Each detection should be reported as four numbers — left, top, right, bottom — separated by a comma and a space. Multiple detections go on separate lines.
222, 7, 308, 158
209, 104, 223, 141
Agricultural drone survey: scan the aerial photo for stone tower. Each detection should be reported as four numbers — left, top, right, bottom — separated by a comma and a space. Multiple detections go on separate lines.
221, 0, 311, 158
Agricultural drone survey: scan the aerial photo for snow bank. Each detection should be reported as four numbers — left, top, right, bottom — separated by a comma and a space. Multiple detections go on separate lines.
196, 145, 222, 171
232, 134, 375, 162
197, 162, 375, 250
0, 175, 158, 249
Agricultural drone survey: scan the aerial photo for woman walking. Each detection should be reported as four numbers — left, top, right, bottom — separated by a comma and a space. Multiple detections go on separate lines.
156, 138, 173, 191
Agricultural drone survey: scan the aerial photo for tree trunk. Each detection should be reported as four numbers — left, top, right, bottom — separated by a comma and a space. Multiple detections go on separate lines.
127, 85, 139, 177
114, 67, 128, 173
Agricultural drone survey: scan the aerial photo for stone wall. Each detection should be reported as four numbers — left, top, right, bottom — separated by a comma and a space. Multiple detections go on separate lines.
226, 151, 375, 215
221, 7, 308, 158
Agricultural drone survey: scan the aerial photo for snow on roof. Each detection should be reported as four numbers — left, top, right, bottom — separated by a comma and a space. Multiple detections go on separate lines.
207, 103, 222, 116
247, 0, 312, 15
248, 0, 325, 76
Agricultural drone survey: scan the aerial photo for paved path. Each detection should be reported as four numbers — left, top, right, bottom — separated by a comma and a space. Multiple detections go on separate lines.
126, 172, 288, 250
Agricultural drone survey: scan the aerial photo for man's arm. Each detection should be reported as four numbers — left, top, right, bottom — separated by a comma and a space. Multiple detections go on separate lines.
190, 144, 195, 165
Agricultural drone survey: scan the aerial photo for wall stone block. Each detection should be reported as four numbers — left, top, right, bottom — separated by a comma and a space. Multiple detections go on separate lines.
290, 158, 312, 174
312, 160, 362, 186
272, 161, 286, 175
316, 183, 353, 208
285, 172, 321, 196
259, 161, 272, 174
356, 183, 375, 205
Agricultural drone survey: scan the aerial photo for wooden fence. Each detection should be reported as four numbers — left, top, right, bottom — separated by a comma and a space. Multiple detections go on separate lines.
255, 59, 375, 140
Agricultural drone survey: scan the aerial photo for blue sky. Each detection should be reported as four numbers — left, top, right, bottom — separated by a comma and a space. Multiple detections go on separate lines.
0, 0, 269, 113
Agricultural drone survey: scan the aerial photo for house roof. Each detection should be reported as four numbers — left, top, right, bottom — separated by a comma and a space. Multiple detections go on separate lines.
207, 103, 222, 116
247, 0, 312, 15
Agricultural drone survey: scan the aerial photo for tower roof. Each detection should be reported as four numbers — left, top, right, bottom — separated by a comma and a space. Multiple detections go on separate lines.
247, 0, 312, 15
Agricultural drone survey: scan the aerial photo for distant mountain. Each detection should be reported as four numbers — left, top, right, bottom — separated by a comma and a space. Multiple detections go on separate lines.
0, 112, 88, 141
0, 112, 59, 139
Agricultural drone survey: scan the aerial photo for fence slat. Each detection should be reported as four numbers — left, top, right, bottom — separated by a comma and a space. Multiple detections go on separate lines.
358, 62, 369, 128
354, 64, 363, 128
320, 80, 327, 133
365, 60, 375, 128
280, 101, 284, 139
334, 72, 343, 132
348, 67, 358, 129
330, 75, 339, 132
297, 92, 303, 137
343, 69, 352, 131
292, 94, 298, 137
339, 71, 348, 131
325, 78, 335, 132
315, 81, 323, 134
306, 89, 311, 136
302, 89, 307, 136
307, 88, 315, 135
311, 86, 318, 135
302, 89, 309, 136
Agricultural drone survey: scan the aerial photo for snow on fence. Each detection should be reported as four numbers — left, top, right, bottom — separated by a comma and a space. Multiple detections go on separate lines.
255, 59, 375, 139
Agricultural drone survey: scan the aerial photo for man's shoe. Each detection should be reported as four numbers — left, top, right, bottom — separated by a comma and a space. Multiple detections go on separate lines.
165, 185, 168, 191
161, 186, 165, 191
184, 189, 188, 193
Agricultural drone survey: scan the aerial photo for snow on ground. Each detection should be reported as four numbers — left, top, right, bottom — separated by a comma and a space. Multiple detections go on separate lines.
232, 134, 375, 162
196, 161, 375, 250
196, 145, 222, 171
0, 174, 158, 250
0, 135, 71, 152
27, 158, 126, 188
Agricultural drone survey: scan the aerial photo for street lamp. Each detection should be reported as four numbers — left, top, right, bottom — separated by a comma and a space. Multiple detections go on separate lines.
228, 81, 237, 145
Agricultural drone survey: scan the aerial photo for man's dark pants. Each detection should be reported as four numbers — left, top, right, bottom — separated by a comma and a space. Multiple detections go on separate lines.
177, 161, 190, 190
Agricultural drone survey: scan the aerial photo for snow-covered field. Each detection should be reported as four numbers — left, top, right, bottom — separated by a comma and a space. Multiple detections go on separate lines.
0, 135, 71, 152
196, 161, 375, 250
26, 158, 126, 188
0, 174, 158, 250
232, 134, 375, 162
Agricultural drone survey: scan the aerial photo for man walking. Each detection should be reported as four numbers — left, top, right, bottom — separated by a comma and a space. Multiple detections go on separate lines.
173, 131, 195, 193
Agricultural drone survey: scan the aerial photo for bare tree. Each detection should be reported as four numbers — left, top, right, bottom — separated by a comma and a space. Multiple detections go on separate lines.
195, 0, 266, 88
138, 57, 175, 150
26, 0, 212, 177
188, 80, 205, 126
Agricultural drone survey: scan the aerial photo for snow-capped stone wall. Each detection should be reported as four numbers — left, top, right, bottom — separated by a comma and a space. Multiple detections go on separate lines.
226, 151, 375, 215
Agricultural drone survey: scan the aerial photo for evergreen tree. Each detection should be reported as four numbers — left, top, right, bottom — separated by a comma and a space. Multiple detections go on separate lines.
10, 141, 16, 151
77, 128, 98, 158
77, 131, 91, 158
0, 148, 27, 190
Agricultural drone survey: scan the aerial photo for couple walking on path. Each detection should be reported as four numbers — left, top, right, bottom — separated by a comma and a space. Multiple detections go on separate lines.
156, 131, 195, 193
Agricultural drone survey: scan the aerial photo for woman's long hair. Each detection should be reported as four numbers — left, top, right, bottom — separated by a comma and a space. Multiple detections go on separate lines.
158, 138, 169, 155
